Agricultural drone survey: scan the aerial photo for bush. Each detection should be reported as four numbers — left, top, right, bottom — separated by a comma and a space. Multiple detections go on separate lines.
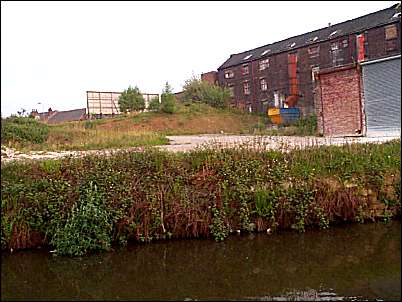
118, 86, 145, 113
50, 181, 113, 256
148, 96, 161, 111
1, 139, 400, 255
1, 116, 49, 145
183, 77, 231, 109
160, 82, 177, 114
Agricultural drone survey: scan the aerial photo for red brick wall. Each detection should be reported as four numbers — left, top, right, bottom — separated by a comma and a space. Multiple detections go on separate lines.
201, 71, 218, 85
218, 21, 401, 116
316, 65, 363, 136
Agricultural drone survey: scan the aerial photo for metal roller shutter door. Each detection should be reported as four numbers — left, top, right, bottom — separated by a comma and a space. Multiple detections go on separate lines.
362, 56, 401, 137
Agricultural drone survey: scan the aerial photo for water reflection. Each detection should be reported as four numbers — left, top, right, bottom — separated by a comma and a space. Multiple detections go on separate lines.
1, 221, 400, 301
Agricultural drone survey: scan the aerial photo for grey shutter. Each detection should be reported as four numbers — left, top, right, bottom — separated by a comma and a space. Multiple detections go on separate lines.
362, 56, 401, 137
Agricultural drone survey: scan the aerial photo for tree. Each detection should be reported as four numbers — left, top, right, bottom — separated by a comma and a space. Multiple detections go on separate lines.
182, 77, 231, 109
118, 86, 145, 113
148, 96, 161, 111
16, 108, 28, 117
160, 82, 177, 114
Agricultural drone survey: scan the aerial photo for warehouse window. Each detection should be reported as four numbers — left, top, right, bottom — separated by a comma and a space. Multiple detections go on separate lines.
260, 78, 267, 91
308, 46, 320, 59
242, 64, 249, 75
259, 59, 270, 70
311, 66, 320, 83
330, 41, 344, 66
224, 70, 234, 79
385, 24, 398, 52
385, 24, 397, 40
243, 81, 250, 95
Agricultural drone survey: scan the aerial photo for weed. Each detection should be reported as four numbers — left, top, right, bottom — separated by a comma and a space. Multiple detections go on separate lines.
1, 139, 400, 255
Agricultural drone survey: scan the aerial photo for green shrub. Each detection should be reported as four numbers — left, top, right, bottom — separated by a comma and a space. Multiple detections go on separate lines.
50, 181, 113, 256
160, 82, 177, 114
182, 76, 231, 109
118, 86, 145, 113
148, 97, 161, 111
1, 116, 49, 145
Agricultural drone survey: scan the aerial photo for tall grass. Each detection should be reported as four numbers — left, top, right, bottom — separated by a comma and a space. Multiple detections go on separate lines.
1, 116, 168, 151
1, 139, 400, 256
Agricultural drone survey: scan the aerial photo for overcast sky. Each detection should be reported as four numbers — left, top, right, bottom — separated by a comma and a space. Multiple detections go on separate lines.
1, 1, 397, 117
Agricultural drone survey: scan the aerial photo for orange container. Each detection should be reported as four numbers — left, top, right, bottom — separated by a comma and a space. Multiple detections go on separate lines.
268, 108, 282, 125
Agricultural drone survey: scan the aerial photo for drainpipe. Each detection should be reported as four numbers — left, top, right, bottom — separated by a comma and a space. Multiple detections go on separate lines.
356, 64, 364, 136
285, 53, 299, 108
251, 60, 257, 112
317, 72, 326, 136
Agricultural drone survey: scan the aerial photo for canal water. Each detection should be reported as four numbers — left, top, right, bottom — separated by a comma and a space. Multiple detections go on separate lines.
1, 220, 400, 301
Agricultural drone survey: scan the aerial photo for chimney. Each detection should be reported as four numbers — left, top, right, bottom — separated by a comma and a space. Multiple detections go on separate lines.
328, 22, 331, 27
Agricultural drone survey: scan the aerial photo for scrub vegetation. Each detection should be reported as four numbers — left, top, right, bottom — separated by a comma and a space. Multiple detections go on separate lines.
1, 139, 400, 256
1, 104, 271, 152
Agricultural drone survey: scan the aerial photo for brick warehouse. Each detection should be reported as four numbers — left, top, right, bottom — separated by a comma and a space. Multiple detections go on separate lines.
211, 3, 401, 117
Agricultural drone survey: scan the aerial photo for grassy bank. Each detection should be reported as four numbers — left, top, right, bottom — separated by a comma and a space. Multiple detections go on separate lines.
1, 139, 400, 256
1, 104, 270, 152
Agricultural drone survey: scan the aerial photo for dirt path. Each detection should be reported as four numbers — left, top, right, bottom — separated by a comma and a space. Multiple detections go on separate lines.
1, 134, 399, 163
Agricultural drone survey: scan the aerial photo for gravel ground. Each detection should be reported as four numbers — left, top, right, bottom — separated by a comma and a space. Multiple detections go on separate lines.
1, 134, 400, 163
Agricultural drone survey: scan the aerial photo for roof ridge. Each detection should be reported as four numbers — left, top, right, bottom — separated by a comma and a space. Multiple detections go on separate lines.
231, 4, 397, 57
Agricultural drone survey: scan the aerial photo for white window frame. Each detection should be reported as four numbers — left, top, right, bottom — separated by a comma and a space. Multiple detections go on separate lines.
308, 46, 320, 59
259, 59, 270, 71
260, 78, 267, 91
242, 64, 249, 75
224, 70, 234, 79
243, 81, 250, 95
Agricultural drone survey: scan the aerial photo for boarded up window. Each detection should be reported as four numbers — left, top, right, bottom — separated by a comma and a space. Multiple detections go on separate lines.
385, 25, 398, 52
386, 39, 398, 52
308, 46, 320, 58
385, 24, 397, 40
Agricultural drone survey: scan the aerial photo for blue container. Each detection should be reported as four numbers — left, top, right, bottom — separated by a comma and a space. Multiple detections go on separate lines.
279, 108, 300, 125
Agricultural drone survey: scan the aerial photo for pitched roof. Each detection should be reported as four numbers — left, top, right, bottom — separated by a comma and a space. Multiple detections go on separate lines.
218, 4, 400, 70
47, 108, 86, 124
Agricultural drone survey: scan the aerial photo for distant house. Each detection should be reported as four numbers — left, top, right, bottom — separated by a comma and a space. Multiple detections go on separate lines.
31, 108, 87, 124
201, 71, 218, 85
